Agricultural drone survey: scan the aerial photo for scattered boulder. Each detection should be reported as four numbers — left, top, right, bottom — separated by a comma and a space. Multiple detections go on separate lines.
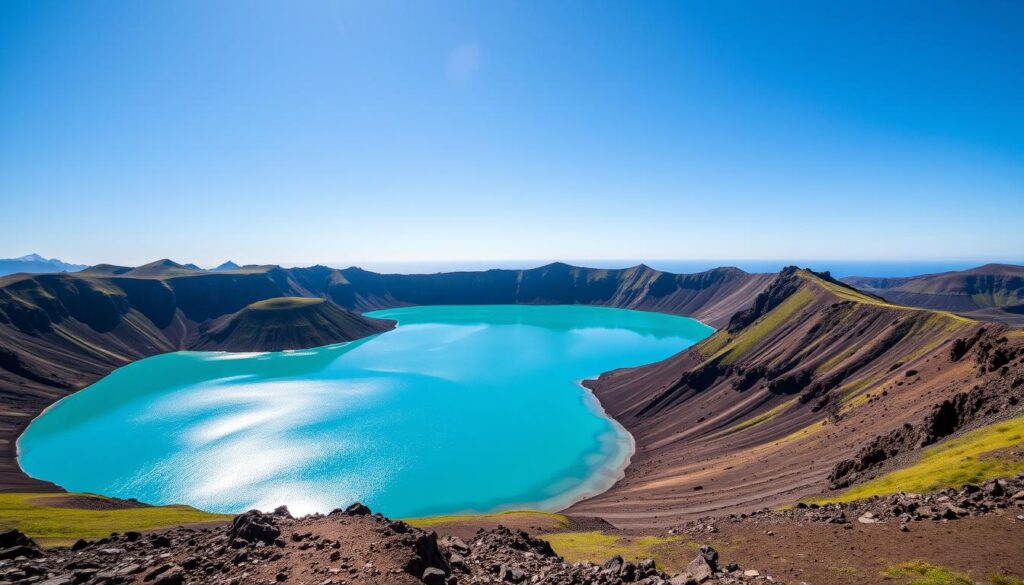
422, 566, 447, 585
0, 528, 42, 560
344, 502, 372, 516
228, 509, 281, 544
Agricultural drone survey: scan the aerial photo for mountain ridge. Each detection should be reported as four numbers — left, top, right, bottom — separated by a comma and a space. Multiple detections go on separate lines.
0, 254, 87, 277
0, 261, 773, 492
842, 263, 1024, 326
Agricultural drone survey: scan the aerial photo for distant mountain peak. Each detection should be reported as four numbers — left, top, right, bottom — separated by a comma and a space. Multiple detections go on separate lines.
214, 261, 240, 271
16, 253, 48, 262
0, 254, 87, 277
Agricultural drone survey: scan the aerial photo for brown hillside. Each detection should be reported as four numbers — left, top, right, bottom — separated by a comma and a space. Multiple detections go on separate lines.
570, 268, 1024, 528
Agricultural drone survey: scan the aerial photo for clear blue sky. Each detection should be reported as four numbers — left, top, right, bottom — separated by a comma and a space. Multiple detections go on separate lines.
1, 1, 1022, 267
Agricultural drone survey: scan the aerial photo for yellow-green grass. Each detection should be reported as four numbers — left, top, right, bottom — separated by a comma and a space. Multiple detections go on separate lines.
405, 510, 570, 530
0, 493, 231, 547
542, 531, 693, 573
883, 560, 1023, 585
719, 287, 815, 364
802, 271, 975, 326
806, 416, 1024, 505
695, 331, 730, 359
801, 271, 891, 306
884, 561, 973, 585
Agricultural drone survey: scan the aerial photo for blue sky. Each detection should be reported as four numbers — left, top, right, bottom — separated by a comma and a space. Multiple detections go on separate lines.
1, 1, 1022, 267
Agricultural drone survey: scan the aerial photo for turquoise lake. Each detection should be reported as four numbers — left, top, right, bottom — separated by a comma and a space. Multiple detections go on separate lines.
18, 305, 712, 518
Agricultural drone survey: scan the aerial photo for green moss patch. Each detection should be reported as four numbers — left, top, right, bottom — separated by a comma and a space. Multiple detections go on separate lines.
884, 561, 973, 585
807, 416, 1024, 504
0, 493, 230, 547
542, 531, 694, 573
883, 561, 1023, 585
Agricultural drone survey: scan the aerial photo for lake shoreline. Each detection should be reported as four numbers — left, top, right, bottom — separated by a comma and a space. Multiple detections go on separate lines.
16, 305, 709, 519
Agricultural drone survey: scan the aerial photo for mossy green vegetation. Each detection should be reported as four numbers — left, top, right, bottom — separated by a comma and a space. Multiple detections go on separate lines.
696, 331, 730, 359
404, 510, 570, 530
0, 493, 231, 547
884, 561, 973, 585
807, 416, 1024, 504
883, 560, 1023, 585
542, 531, 693, 573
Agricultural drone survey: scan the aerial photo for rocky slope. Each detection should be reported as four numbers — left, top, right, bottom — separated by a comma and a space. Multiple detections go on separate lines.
842, 263, 1024, 326
571, 267, 1024, 528
5, 476, 1024, 585
0, 503, 778, 585
0, 260, 770, 493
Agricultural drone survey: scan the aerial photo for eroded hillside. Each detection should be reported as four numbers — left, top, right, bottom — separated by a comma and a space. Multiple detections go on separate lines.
572, 268, 1024, 528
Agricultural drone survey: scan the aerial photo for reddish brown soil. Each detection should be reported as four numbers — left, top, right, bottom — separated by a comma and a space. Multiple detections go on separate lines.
25, 495, 149, 511
704, 512, 1024, 584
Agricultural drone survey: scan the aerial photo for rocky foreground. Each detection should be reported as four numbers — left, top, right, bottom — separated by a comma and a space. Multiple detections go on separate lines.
1, 502, 772, 585
671, 474, 1024, 536
2, 476, 1023, 585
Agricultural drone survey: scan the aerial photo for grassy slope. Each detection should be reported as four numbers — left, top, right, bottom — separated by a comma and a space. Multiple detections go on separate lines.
0, 493, 230, 546
807, 416, 1024, 504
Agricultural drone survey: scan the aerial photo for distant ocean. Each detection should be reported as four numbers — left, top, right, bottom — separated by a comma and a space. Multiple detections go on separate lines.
327, 259, 1024, 279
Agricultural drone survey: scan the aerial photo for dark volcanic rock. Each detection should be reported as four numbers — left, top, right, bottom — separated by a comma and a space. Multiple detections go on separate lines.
228, 509, 281, 544
12, 476, 1021, 585
345, 501, 372, 516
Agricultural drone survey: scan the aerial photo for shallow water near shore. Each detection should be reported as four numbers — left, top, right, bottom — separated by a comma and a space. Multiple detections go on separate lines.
18, 305, 711, 518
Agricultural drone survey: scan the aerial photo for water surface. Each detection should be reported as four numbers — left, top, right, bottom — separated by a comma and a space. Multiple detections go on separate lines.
19, 305, 711, 517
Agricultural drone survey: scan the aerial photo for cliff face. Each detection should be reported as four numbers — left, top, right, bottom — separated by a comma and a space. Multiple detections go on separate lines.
331, 263, 773, 328
571, 268, 1024, 528
0, 261, 771, 492
843, 264, 1024, 326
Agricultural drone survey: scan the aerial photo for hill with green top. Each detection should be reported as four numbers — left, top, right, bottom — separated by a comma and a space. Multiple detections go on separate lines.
195, 297, 392, 351
843, 263, 1024, 326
